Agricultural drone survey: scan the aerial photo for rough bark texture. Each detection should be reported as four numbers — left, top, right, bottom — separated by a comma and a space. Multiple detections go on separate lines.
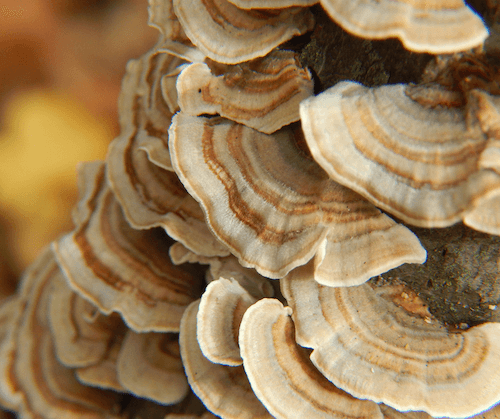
298, 2, 500, 330
376, 224, 500, 328
294, 5, 432, 92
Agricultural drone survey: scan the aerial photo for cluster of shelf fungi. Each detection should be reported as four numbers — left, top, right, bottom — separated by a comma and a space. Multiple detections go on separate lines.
1, 0, 500, 418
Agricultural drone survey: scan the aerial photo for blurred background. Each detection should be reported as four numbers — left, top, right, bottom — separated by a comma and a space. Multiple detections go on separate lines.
0, 0, 158, 297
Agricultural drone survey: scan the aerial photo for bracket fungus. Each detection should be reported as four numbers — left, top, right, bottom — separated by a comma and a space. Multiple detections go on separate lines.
53, 161, 204, 332
300, 81, 500, 232
281, 262, 500, 418
110, 45, 184, 173
148, 0, 205, 62
106, 48, 229, 257
3, 0, 500, 418
169, 112, 426, 284
318, 0, 488, 53
172, 0, 314, 64
176, 50, 314, 134
179, 300, 273, 419
197, 277, 267, 366
0, 248, 124, 419
75, 336, 126, 393
117, 331, 189, 405
239, 298, 384, 419
48, 274, 126, 369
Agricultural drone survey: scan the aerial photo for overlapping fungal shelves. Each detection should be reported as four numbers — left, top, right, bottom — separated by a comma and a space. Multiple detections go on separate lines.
0, 0, 499, 418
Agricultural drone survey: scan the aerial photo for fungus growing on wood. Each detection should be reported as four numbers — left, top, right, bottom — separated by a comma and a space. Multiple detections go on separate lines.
0, 248, 124, 419
53, 161, 204, 332
197, 278, 261, 366
117, 331, 188, 405
179, 300, 273, 419
318, 0, 488, 53
75, 336, 126, 393
106, 49, 229, 257
176, 50, 314, 134
300, 81, 500, 231
281, 262, 500, 418
172, 0, 314, 64
147, 0, 205, 62
169, 113, 425, 284
109, 45, 185, 173
239, 298, 384, 419
48, 274, 125, 368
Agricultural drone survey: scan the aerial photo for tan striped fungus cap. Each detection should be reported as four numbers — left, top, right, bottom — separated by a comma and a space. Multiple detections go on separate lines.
116, 331, 189, 405
53, 161, 204, 332
0, 247, 124, 419
169, 112, 426, 285
197, 277, 270, 366
281, 261, 500, 418
106, 48, 229, 257
300, 81, 500, 233
176, 50, 314, 134
112, 46, 185, 172
179, 300, 273, 419
147, 0, 205, 62
48, 273, 125, 368
75, 335, 126, 393
318, 0, 488, 53
239, 298, 384, 419
172, 0, 314, 64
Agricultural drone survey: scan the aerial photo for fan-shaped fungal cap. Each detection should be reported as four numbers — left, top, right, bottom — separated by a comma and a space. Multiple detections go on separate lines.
179, 300, 273, 419
172, 0, 314, 64
197, 278, 260, 366
53, 161, 204, 332
108, 131, 229, 257
176, 51, 314, 134
117, 331, 189, 405
281, 262, 500, 418
107, 51, 229, 257
239, 298, 384, 419
148, 0, 205, 62
48, 274, 125, 368
107, 129, 228, 257
300, 81, 500, 230
0, 248, 124, 419
318, 0, 488, 53
75, 336, 126, 393
169, 113, 425, 284
113, 46, 185, 172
